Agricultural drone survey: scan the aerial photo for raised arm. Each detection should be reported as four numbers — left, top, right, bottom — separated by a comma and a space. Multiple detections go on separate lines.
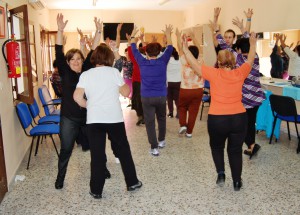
77, 28, 88, 57
162, 24, 173, 46
212, 7, 221, 47
175, 28, 183, 56
56, 13, 68, 45
189, 29, 201, 49
246, 32, 258, 66
181, 34, 202, 77
109, 40, 121, 60
244, 8, 253, 33
116, 23, 122, 48
130, 25, 140, 45
232, 16, 246, 34
91, 17, 102, 50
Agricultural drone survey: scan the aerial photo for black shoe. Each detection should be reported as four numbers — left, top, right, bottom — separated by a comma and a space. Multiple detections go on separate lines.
55, 180, 64, 189
127, 181, 143, 191
168, 113, 173, 118
105, 168, 111, 179
250, 144, 261, 159
233, 181, 243, 191
89, 191, 102, 199
136, 119, 143, 126
216, 173, 225, 187
243, 149, 251, 156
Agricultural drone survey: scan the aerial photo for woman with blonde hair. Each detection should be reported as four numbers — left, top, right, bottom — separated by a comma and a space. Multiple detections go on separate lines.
180, 31, 258, 191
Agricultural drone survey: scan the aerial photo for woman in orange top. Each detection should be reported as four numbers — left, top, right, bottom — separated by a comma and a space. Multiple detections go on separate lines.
180, 32, 257, 191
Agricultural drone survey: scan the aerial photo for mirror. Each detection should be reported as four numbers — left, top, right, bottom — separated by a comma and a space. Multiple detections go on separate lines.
258, 29, 300, 79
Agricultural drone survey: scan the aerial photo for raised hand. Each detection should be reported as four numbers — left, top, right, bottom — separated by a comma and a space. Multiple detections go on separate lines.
131, 25, 139, 38
77, 28, 84, 38
162, 24, 173, 36
57, 13, 68, 31
176, 28, 181, 38
182, 34, 189, 51
94, 17, 102, 31
232, 17, 244, 33
214, 7, 221, 22
117, 23, 123, 32
244, 8, 253, 19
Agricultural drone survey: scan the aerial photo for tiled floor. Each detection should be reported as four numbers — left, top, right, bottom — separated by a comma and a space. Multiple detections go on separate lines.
1, 99, 300, 214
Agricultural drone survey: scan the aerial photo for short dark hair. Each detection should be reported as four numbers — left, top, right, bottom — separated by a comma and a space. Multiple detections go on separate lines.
225, 29, 236, 38
146, 42, 162, 57
53, 60, 57, 68
235, 38, 250, 54
188, 45, 199, 59
90, 44, 115, 67
65, 49, 85, 63
125, 48, 128, 52
172, 47, 179, 60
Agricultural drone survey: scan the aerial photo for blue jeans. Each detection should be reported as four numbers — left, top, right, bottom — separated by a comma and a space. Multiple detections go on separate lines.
141, 96, 167, 149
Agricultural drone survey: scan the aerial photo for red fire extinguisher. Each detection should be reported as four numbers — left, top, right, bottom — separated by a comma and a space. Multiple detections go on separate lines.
2, 34, 21, 78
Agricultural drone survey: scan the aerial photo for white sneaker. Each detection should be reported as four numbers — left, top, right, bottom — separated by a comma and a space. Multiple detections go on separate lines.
149, 148, 160, 156
115, 157, 120, 164
158, 140, 166, 148
178, 126, 187, 134
185, 133, 192, 138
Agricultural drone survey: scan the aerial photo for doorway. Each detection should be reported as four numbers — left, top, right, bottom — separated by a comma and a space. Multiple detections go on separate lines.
0, 116, 8, 203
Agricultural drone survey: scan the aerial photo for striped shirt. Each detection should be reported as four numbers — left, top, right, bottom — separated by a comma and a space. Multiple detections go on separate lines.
217, 33, 265, 108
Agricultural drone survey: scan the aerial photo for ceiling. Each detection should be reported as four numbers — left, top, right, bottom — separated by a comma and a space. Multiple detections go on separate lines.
43, 0, 204, 11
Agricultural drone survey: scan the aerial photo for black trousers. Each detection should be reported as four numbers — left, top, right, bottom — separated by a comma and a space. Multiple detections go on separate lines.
245, 106, 259, 148
167, 82, 181, 114
207, 113, 247, 182
131, 82, 143, 117
87, 122, 139, 195
57, 116, 88, 181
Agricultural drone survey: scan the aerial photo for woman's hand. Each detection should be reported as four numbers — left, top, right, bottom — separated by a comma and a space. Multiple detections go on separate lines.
232, 17, 245, 33
57, 13, 68, 31
94, 17, 102, 32
244, 8, 253, 19
131, 25, 139, 38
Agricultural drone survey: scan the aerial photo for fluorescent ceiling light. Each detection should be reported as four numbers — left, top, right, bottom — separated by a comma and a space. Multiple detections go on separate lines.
159, 0, 171, 6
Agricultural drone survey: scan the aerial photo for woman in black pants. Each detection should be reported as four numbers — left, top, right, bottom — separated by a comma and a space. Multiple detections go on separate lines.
74, 44, 142, 199
180, 30, 258, 191
54, 14, 110, 189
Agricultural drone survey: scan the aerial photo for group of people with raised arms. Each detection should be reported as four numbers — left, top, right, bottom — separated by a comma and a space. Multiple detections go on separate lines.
53, 5, 293, 197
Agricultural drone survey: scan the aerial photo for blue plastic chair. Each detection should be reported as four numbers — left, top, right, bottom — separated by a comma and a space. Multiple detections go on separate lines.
269, 94, 300, 154
38, 85, 61, 116
16, 102, 60, 169
28, 98, 60, 124
200, 80, 211, 120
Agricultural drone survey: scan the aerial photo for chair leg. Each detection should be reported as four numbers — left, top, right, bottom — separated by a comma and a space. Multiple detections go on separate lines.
200, 103, 204, 120
287, 121, 291, 140
27, 137, 35, 169
35, 136, 40, 156
269, 117, 278, 144
50, 135, 59, 156
294, 122, 300, 154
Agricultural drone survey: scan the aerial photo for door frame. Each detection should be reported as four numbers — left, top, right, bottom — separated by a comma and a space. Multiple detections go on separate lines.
0, 117, 8, 203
